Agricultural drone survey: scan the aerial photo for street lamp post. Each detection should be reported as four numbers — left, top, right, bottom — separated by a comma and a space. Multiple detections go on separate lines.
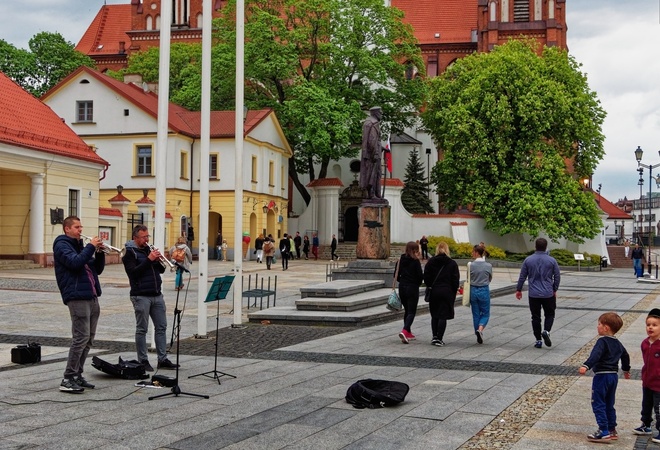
426, 148, 431, 200
634, 146, 660, 276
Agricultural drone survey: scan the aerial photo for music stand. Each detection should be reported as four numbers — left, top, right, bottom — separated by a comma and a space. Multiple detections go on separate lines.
189, 276, 237, 384
149, 265, 209, 401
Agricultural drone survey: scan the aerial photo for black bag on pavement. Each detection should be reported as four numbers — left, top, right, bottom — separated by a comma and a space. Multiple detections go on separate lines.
91, 356, 149, 380
345, 379, 409, 409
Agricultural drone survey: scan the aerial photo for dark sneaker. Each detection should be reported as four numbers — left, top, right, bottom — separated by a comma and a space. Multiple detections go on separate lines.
59, 378, 84, 393
476, 330, 483, 344
432, 339, 445, 347
633, 425, 653, 435
141, 360, 154, 372
157, 358, 179, 370
74, 376, 95, 389
542, 330, 552, 347
398, 331, 409, 344
653, 433, 660, 444
608, 429, 617, 440
534, 340, 543, 348
587, 429, 611, 442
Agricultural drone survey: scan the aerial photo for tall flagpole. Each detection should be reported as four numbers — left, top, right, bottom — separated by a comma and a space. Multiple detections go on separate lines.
233, 0, 245, 326
196, 0, 213, 337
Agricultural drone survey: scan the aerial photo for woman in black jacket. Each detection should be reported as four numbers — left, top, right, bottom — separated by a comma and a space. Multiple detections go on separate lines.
396, 241, 424, 343
423, 241, 460, 346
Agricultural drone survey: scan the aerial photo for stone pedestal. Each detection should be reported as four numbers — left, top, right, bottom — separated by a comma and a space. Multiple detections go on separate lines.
356, 203, 390, 259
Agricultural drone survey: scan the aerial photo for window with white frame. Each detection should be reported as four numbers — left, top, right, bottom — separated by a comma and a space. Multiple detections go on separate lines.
68, 189, 80, 217
136, 145, 153, 176
76, 101, 93, 122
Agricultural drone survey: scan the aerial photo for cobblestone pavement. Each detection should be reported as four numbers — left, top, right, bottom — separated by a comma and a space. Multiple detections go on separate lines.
1, 263, 659, 449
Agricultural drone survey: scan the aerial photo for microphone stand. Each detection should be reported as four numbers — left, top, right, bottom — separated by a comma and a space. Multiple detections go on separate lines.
149, 264, 208, 400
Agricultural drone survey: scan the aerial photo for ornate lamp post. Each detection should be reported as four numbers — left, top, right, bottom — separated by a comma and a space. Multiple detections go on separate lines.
634, 146, 660, 275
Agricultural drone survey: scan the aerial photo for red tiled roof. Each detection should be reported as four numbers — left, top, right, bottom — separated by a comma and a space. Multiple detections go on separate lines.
0, 72, 107, 166
593, 192, 632, 220
75, 4, 132, 56
307, 178, 344, 188
136, 195, 155, 204
108, 192, 131, 203
392, 0, 478, 45
99, 207, 123, 217
384, 178, 405, 187
43, 67, 272, 138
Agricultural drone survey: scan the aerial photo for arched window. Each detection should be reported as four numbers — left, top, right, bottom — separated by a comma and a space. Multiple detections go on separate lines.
490, 1, 497, 22
146, 15, 153, 30
155, 14, 161, 30
196, 13, 203, 28
501, 0, 509, 22
548, 0, 555, 19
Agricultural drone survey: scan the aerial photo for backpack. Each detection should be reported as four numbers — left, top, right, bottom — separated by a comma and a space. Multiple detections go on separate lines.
172, 247, 186, 263
345, 379, 409, 409
91, 356, 149, 380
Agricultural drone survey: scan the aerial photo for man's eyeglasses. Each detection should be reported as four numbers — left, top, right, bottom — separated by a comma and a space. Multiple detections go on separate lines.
136, 234, 150, 239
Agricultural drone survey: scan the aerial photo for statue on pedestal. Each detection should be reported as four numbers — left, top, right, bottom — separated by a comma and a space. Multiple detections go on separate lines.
359, 107, 384, 200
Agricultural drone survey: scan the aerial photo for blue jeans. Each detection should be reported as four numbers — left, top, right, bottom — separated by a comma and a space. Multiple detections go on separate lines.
591, 373, 618, 432
470, 285, 490, 331
64, 298, 100, 378
634, 258, 643, 277
130, 295, 168, 363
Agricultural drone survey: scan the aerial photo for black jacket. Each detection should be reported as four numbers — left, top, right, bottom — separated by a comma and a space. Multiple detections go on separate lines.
396, 254, 423, 287
122, 241, 165, 296
53, 235, 105, 304
423, 253, 460, 319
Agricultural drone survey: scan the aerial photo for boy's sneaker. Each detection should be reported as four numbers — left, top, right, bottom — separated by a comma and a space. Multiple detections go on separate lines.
74, 376, 95, 389
59, 378, 84, 393
653, 433, 660, 444
608, 429, 618, 440
587, 429, 611, 442
534, 340, 543, 348
398, 331, 409, 344
633, 425, 653, 435
157, 358, 179, 370
542, 330, 552, 347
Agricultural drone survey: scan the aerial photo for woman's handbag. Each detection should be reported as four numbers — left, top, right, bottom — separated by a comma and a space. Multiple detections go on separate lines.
462, 262, 471, 307
424, 265, 444, 302
386, 258, 403, 311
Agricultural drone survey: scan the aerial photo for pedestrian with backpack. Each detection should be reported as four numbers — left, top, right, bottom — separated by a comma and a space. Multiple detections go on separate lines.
169, 236, 192, 290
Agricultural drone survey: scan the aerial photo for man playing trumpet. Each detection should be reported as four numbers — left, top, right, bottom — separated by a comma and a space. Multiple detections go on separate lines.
53, 216, 105, 393
122, 225, 178, 371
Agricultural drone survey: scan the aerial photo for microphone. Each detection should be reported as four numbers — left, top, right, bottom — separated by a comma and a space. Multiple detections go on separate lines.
173, 261, 190, 273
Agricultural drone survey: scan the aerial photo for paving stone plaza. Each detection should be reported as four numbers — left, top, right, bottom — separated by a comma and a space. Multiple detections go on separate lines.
0, 260, 658, 449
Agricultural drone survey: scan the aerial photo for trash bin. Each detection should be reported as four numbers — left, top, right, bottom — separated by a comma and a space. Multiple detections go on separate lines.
600, 256, 608, 268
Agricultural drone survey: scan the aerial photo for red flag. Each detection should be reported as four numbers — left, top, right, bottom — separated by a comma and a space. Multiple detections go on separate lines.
384, 134, 392, 173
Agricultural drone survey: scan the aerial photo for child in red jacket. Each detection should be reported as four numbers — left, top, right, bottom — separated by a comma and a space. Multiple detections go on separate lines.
633, 308, 660, 442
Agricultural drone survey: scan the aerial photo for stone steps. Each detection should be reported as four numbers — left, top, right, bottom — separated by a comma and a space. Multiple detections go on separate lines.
0, 260, 42, 270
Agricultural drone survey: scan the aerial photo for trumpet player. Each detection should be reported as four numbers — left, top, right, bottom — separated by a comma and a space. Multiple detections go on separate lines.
122, 225, 178, 371
53, 216, 104, 393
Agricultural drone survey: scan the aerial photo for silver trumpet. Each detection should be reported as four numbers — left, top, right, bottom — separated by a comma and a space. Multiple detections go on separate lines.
147, 243, 176, 272
81, 234, 126, 257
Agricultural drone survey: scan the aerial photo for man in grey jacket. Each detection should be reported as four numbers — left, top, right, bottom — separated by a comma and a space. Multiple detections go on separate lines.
515, 238, 561, 349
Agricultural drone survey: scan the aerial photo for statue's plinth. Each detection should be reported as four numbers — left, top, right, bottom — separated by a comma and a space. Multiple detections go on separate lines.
356, 202, 390, 259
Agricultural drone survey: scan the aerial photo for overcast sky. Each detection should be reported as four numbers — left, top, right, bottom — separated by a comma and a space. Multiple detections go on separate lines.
1, 0, 658, 203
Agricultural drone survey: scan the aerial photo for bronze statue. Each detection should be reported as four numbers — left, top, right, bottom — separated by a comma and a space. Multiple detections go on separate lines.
359, 107, 383, 199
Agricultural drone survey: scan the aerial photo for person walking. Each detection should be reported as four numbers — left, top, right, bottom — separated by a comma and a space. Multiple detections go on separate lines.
312, 233, 319, 260
302, 235, 310, 260
53, 216, 105, 393
294, 232, 302, 260
515, 237, 561, 349
330, 234, 339, 261
578, 312, 630, 443
279, 233, 291, 270
263, 237, 275, 269
122, 225, 178, 372
215, 231, 223, 260
632, 243, 644, 278
423, 241, 460, 347
420, 236, 429, 260
396, 241, 423, 344
255, 233, 265, 263
470, 244, 492, 344
624, 239, 630, 258
169, 236, 192, 290
221, 239, 228, 261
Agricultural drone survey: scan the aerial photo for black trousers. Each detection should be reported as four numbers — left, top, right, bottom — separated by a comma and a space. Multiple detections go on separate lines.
528, 295, 556, 340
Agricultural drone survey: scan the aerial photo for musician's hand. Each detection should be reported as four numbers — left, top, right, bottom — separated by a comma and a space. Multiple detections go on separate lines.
90, 236, 102, 248
148, 249, 161, 261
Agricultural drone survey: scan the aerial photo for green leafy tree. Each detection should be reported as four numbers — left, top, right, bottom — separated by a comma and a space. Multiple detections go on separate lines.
401, 148, 433, 214
119, 0, 426, 205
0, 32, 95, 97
422, 40, 606, 243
